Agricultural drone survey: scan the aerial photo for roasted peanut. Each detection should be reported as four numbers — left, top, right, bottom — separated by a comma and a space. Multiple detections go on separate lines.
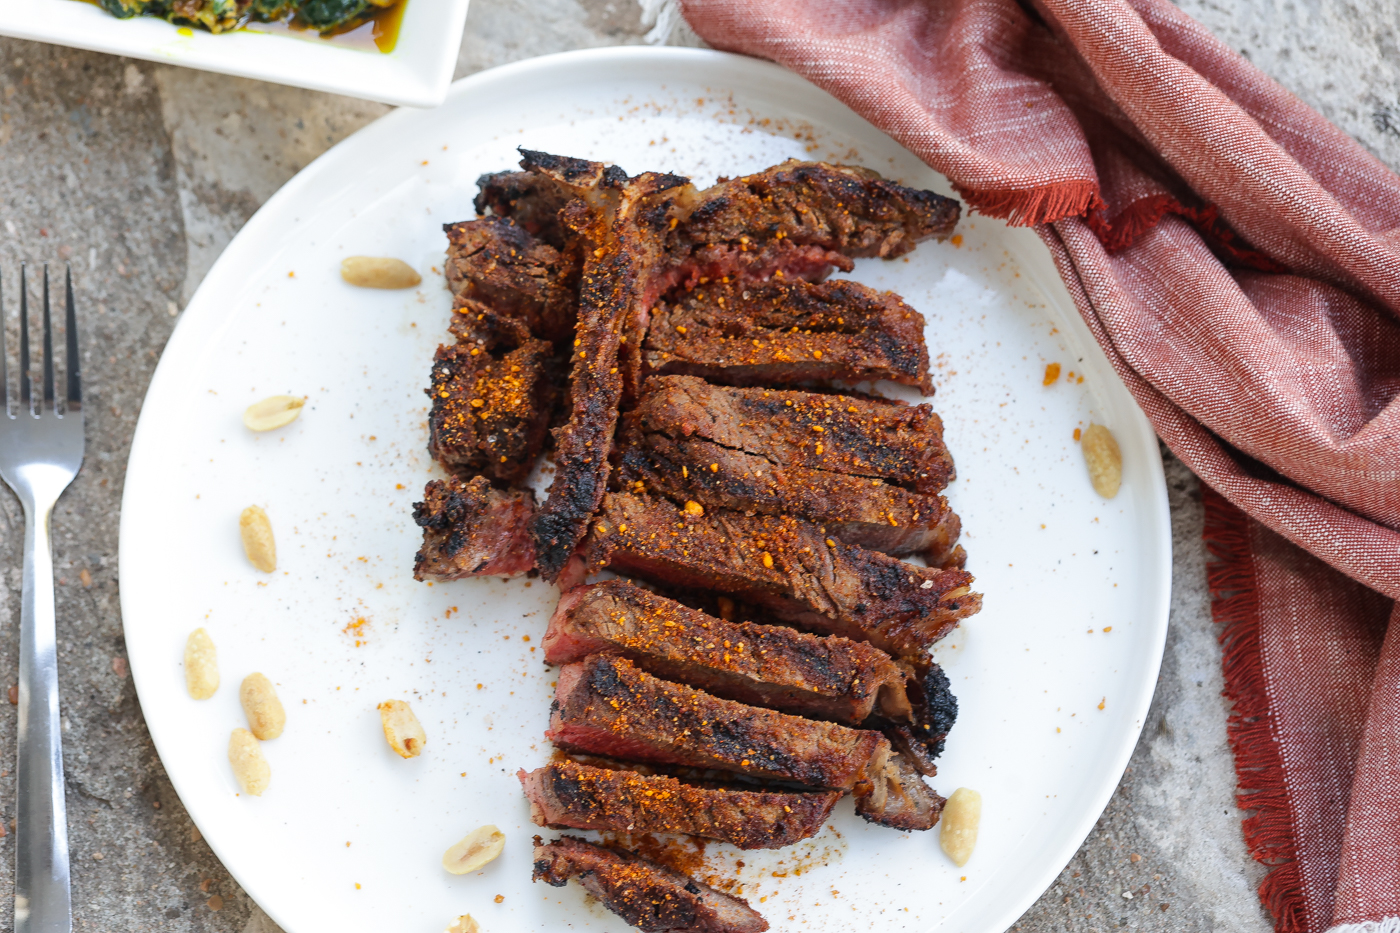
243, 395, 305, 432
240, 673, 286, 740
228, 728, 270, 796
378, 699, 426, 758
442, 825, 505, 875
239, 506, 276, 573
184, 628, 219, 699
340, 256, 422, 290
939, 787, 982, 867
446, 915, 480, 933
1081, 423, 1123, 498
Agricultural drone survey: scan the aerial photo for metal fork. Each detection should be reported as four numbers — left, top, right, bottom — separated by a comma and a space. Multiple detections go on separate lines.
0, 263, 82, 933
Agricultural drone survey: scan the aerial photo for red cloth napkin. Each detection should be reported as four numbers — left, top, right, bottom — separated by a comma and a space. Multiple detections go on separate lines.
675, 1, 1400, 930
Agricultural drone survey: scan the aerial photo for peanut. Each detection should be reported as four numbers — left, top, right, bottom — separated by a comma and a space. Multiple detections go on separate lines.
378, 699, 426, 758
240, 673, 286, 740
446, 915, 480, 933
1081, 423, 1123, 498
939, 787, 982, 867
340, 256, 422, 289
442, 825, 505, 875
243, 395, 305, 432
228, 728, 270, 796
239, 506, 276, 573
184, 628, 219, 699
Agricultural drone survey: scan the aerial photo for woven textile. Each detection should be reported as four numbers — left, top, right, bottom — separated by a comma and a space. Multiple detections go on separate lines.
676, 0, 1400, 929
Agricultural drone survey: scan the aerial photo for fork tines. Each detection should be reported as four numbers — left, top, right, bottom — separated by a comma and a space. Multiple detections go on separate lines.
1, 264, 81, 419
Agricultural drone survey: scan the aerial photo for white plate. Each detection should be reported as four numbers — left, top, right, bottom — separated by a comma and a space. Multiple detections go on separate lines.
120, 47, 1171, 933
0, 0, 469, 108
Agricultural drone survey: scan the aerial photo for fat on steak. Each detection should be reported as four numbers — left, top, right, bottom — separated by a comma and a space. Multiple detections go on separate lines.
532, 835, 769, 933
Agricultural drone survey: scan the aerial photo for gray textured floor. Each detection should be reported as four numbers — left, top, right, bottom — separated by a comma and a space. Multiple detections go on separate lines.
0, 1, 1395, 929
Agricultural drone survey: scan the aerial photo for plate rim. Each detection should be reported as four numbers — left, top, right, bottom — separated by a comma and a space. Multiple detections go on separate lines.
118, 44, 1173, 933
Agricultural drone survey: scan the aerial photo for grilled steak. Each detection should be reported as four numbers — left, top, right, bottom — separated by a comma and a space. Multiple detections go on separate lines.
443, 217, 580, 343
634, 376, 955, 494
643, 278, 933, 392
585, 493, 980, 665
519, 151, 695, 582
545, 580, 912, 723
532, 835, 769, 933
881, 662, 961, 775
547, 654, 889, 791
426, 332, 557, 485
617, 427, 961, 560
412, 475, 536, 579
668, 160, 960, 287
520, 759, 839, 850
853, 750, 944, 831
473, 170, 576, 249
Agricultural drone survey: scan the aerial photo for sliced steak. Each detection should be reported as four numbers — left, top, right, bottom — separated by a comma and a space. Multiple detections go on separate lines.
532, 835, 769, 933
426, 333, 557, 485
412, 475, 535, 580
853, 751, 944, 831
547, 654, 889, 791
617, 427, 961, 559
634, 376, 955, 494
585, 493, 980, 665
544, 580, 912, 723
519, 759, 839, 850
520, 151, 694, 581
644, 278, 932, 392
473, 170, 575, 249
669, 160, 960, 286
443, 217, 579, 343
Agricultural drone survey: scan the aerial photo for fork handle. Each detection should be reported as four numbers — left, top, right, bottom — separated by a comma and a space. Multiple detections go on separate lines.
15, 492, 72, 933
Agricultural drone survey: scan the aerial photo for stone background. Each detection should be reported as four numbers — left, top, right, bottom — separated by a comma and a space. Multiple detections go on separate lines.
0, 1, 1395, 929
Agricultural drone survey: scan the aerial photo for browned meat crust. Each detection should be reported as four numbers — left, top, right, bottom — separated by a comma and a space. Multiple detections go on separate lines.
547, 654, 889, 791
426, 333, 557, 485
644, 278, 933, 392
412, 475, 536, 579
519, 759, 839, 850
443, 217, 580, 343
585, 493, 980, 666
667, 160, 960, 287
520, 151, 694, 581
854, 750, 945, 831
617, 426, 961, 560
532, 835, 769, 933
473, 170, 576, 249
544, 580, 912, 723
634, 376, 955, 494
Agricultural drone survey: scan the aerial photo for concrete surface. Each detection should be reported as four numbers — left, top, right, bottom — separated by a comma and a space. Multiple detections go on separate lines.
0, 1, 1395, 929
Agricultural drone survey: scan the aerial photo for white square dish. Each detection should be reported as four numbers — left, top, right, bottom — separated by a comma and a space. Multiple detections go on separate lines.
0, 0, 469, 107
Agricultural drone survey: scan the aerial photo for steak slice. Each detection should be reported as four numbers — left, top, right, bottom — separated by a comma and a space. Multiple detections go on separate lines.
443, 217, 580, 343
426, 331, 557, 485
520, 151, 694, 582
668, 160, 960, 286
853, 751, 945, 831
643, 278, 933, 392
473, 170, 575, 249
532, 835, 769, 933
519, 759, 839, 850
617, 427, 961, 560
547, 654, 889, 791
585, 493, 980, 666
544, 579, 912, 723
634, 376, 955, 494
412, 475, 535, 580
